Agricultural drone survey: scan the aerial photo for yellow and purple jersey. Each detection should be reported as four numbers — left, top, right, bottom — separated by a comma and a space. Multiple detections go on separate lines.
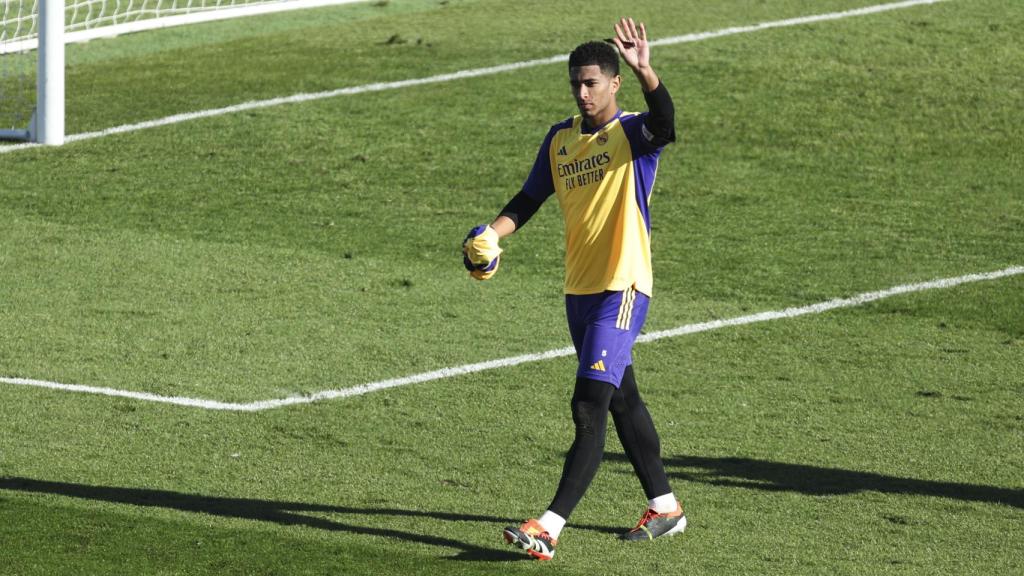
522, 110, 666, 296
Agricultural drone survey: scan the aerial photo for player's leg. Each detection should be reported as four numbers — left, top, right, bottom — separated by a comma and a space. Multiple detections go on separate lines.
547, 376, 616, 518
604, 289, 685, 540
504, 291, 624, 559
504, 377, 615, 560
610, 366, 686, 540
609, 365, 672, 501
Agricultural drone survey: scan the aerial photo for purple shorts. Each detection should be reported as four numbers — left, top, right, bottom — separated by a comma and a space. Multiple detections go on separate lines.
565, 287, 650, 387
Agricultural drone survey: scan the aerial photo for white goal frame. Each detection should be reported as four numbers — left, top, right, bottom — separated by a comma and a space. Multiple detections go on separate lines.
1, 0, 367, 145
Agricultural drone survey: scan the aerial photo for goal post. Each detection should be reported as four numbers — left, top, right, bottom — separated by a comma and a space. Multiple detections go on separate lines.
35, 0, 62, 144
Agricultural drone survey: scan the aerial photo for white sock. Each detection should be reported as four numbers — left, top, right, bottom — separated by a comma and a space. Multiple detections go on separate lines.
648, 493, 678, 514
538, 510, 566, 539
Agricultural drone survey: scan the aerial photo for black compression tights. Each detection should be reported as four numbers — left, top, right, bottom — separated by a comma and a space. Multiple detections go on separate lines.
547, 366, 672, 519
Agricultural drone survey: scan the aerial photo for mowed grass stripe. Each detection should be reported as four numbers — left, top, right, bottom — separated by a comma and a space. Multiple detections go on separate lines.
2, 264, 1018, 411
0, 0, 949, 156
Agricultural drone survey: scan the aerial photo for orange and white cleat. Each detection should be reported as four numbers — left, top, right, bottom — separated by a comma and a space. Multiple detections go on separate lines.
503, 519, 558, 560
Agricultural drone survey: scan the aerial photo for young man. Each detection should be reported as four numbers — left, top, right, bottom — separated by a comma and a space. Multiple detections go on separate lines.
462, 18, 684, 560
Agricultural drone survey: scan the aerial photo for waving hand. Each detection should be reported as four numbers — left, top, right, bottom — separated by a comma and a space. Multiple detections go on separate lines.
611, 17, 650, 72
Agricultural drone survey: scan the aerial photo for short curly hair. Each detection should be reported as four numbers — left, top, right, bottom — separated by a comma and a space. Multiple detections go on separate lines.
568, 41, 620, 77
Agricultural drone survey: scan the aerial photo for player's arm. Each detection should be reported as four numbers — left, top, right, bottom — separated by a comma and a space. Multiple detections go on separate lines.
492, 191, 543, 237
611, 17, 676, 147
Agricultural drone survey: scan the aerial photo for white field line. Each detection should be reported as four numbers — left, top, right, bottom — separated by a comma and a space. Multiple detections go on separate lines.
0, 0, 948, 155
2, 265, 1021, 412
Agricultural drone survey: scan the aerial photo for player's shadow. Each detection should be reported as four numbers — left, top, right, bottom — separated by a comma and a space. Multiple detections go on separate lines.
0, 476, 537, 562
606, 453, 1023, 509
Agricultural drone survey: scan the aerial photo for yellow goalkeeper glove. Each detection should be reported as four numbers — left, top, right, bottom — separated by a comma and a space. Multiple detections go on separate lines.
462, 224, 502, 281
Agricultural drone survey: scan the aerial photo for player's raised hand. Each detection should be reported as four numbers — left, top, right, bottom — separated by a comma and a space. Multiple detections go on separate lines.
611, 17, 650, 72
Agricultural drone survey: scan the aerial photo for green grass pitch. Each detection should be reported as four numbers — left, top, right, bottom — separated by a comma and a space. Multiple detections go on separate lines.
1, 0, 1022, 574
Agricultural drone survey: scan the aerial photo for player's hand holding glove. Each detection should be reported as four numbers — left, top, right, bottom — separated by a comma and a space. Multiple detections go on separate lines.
462, 225, 502, 280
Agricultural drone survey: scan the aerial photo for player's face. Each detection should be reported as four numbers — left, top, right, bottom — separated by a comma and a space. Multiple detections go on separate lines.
569, 65, 621, 127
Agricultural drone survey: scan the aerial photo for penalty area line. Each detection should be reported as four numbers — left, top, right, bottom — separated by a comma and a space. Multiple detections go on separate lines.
1, 264, 1021, 412
0, 0, 949, 155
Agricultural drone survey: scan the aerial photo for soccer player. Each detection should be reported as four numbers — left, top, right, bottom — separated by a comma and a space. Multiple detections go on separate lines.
462, 18, 684, 560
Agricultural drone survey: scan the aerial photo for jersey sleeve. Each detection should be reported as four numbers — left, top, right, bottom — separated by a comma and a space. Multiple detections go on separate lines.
521, 126, 558, 202
641, 81, 676, 147
499, 190, 543, 229
621, 81, 677, 157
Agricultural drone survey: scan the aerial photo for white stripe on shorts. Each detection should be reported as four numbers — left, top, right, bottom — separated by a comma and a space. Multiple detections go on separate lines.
617, 287, 636, 330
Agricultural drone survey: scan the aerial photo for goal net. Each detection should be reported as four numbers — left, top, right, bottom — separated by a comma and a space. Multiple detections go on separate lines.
2, 0, 361, 144
1, 0, 38, 139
